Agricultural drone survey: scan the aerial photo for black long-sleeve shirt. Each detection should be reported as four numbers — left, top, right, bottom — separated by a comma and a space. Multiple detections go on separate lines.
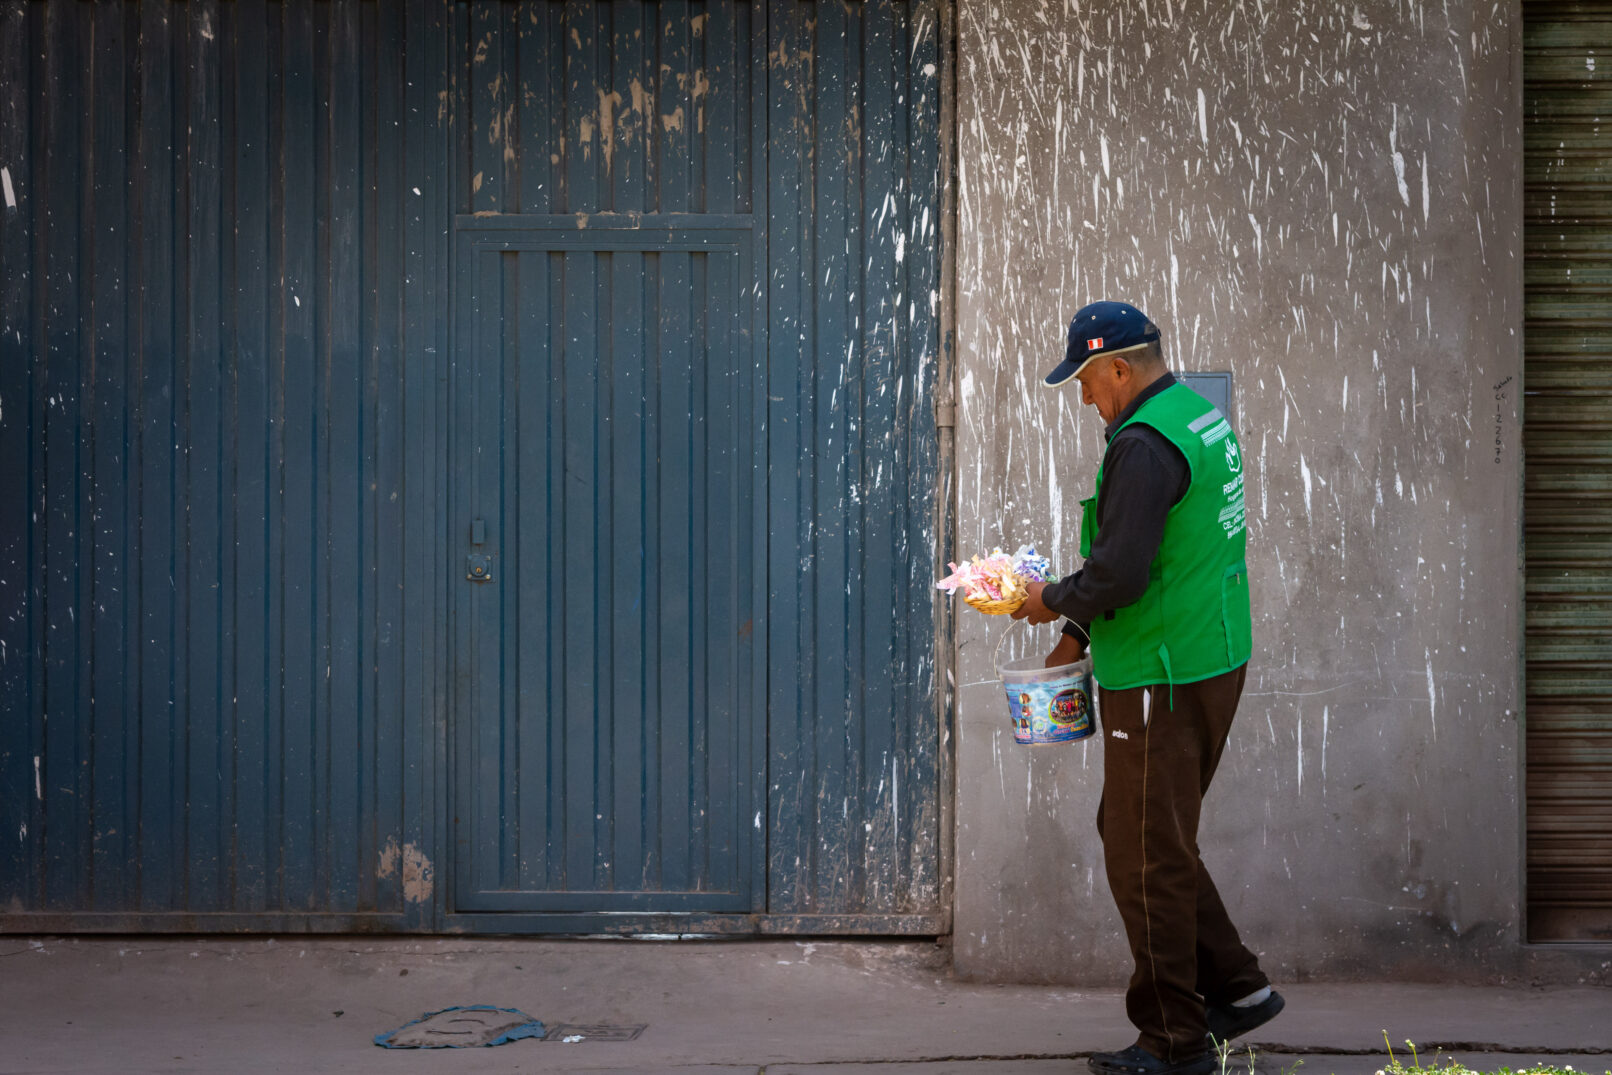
1043, 373, 1191, 647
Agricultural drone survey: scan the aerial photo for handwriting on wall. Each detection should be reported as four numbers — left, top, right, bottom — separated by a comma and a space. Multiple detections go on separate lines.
1494, 376, 1513, 464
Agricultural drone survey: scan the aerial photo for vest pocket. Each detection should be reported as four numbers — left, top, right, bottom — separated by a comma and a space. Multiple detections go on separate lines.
1221, 561, 1252, 665
1079, 494, 1098, 559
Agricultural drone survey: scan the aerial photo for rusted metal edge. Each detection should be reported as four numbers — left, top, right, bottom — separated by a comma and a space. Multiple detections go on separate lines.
1, 912, 947, 936
438, 913, 948, 936
934, 0, 960, 939
0, 913, 413, 934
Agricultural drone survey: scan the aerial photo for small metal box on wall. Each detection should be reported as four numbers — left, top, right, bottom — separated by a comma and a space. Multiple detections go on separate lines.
1179, 372, 1234, 426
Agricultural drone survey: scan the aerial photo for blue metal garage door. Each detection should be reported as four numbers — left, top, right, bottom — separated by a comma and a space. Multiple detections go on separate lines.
0, 0, 941, 934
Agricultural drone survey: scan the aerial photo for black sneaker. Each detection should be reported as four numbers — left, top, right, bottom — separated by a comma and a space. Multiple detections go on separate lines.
1205, 989, 1285, 1043
1089, 1044, 1217, 1075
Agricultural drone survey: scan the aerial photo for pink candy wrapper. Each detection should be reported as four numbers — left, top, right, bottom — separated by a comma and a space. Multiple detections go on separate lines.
935, 545, 1058, 608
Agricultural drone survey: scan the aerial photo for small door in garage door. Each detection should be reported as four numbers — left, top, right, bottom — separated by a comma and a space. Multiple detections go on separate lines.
451, 221, 764, 913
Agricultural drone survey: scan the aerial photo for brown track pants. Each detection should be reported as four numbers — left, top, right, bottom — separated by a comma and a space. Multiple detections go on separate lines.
1096, 664, 1269, 1061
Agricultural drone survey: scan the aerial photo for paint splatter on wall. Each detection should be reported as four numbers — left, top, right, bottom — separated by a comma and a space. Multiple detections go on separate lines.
952, 0, 1525, 983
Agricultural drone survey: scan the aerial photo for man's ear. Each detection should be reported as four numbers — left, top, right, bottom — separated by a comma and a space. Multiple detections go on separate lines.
1110, 356, 1132, 383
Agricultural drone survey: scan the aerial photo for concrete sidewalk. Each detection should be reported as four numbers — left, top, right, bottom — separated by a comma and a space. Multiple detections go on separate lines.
0, 937, 1608, 1075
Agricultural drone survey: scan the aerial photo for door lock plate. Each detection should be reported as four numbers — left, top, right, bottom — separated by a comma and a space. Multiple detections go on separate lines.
467, 554, 493, 581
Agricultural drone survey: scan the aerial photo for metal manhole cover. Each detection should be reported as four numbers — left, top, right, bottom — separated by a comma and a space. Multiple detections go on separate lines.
543, 1023, 647, 1043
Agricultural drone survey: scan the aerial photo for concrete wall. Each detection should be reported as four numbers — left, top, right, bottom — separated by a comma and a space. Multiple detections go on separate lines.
951, 0, 1530, 982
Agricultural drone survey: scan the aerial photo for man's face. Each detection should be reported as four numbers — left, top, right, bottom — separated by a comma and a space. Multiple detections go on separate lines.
1075, 355, 1132, 424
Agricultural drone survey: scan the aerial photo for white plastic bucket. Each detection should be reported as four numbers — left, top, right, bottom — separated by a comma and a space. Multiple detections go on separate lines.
997, 655, 1095, 745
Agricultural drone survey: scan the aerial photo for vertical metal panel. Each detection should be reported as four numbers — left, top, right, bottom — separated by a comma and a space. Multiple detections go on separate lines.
402, 0, 454, 930
135, 0, 181, 912
40, 0, 91, 911
185, 0, 226, 911
88, 1, 136, 913
231, 0, 274, 912
0, 0, 450, 930
279, 0, 320, 912
0, 1, 34, 909
765, 0, 943, 917
1524, 0, 1612, 942
371, 0, 410, 921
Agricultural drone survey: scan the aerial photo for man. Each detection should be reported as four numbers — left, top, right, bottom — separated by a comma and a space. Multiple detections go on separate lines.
1013, 301, 1283, 1075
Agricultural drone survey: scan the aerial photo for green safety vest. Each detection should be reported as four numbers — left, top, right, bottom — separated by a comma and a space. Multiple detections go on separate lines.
1079, 382, 1253, 689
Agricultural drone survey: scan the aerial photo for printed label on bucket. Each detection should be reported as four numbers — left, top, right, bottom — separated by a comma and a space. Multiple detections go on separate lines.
1004, 677, 1093, 745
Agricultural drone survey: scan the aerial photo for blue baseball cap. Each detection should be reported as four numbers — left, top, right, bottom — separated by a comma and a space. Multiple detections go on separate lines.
1043, 301, 1161, 387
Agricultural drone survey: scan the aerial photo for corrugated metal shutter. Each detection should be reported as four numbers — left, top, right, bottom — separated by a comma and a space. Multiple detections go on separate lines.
1524, 0, 1612, 942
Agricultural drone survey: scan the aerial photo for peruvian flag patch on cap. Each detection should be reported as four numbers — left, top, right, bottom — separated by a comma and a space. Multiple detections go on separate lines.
1088, 337, 1104, 351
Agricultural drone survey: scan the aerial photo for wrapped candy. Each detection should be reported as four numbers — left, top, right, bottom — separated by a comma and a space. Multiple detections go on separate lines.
1010, 544, 1054, 582
936, 545, 1058, 614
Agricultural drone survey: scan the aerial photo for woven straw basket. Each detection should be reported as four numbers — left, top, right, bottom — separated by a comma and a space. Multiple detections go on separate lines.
964, 593, 1025, 616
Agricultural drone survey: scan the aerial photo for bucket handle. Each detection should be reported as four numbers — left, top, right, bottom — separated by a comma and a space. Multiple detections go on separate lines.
992, 615, 1091, 670
991, 616, 1023, 669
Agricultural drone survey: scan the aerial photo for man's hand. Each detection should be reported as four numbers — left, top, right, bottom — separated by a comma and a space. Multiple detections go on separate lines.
1011, 580, 1061, 625
1044, 631, 1085, 668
